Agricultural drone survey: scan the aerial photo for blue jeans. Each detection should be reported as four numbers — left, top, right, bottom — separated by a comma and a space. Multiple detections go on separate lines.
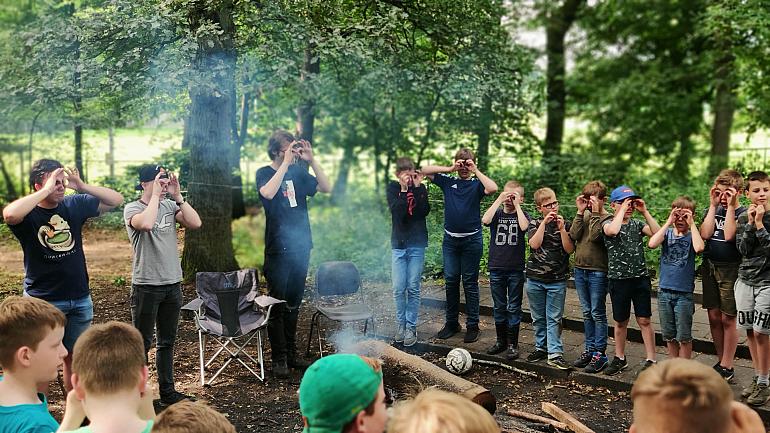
443, 231, 483, 327
44, 294, 94, 352
489, 270, 525, 327
526, 279, 566, 357
131, 283, 183, 396
658, 289, 694, 343
392, 247, 426, 329
573, 268, 609, 353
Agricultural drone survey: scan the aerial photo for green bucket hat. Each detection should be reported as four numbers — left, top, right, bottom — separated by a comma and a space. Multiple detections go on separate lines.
299, 354, 383, 433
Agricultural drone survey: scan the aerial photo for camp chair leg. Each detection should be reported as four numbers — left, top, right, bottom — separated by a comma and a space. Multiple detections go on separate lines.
257, 330, 265, 381
306, 311, 319, 356
317, 315, 325, 357
199, 330, 206, 386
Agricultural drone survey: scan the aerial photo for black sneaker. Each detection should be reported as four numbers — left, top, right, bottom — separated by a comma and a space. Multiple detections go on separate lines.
718, 366, 735, 382
506, 344, 519, 360
287, 355, 312, 370
436, 323, 461, 340
604, 356, 628, 376
160, 391, 195, 406
547, 356, 571, 370
584, 352, 609, 374
573, 351, 593, 368
272, 360, 289, 378
464, 325, 480, 343
639, 359, 657, 374
526, 349, 548, 363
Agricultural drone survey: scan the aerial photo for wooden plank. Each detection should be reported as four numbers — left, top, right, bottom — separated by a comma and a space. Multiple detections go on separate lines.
507, 409, 568, 431
541, 402, 595, 433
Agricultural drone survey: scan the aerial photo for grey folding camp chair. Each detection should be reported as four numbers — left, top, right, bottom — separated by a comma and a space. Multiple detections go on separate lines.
181, 269, 283, 385
306, 261, 375, 357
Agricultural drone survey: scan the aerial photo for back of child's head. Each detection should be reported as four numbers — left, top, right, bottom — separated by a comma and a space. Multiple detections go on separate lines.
715, 169, 743, 191
630, 359, 732, 433
72, 321, 145, 396
581, 180, 607, 199
504, 180, 522, 191
746, 170, 770, 189
671, 196, 696, 213
0, 296, 66, 370
152, 401, 236, 433
395, 157, 415, 173
388, 388, 499, 433
533, 187, 556, 206
454, 148, 475, 161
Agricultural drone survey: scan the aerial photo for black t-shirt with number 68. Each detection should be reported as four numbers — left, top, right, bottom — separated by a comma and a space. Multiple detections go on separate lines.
486, 208, 531, 272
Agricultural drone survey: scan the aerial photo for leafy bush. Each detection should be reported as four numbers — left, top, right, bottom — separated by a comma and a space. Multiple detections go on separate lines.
232, 214, 266, 270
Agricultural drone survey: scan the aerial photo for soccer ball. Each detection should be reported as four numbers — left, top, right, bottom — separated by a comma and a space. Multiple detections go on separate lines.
445, 348, 473, 374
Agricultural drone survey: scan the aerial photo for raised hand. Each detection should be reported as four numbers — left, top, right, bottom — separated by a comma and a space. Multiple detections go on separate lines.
544, 210, 557, 224
152, 171, 168, 199
42, 167, 66, 193
589, 196, 602, 213
575, 195, 588, 213
709, 185, 721, 207
282, 142, 297, 166
723, 187, 738, 208
398, 172, 411, 192
555, 214, 565, 230
64, 167, 83, 191
452, 160, 464, 172
299, 139, 314, 163
464, 159, 478, 173
682, 209, 694, 226
634, 198, 648, 213
667, 207, 679, 225
167, 172, 183, 201
756, 204, 766, 225
748, 204, 758, 223
413, 170, 424, 185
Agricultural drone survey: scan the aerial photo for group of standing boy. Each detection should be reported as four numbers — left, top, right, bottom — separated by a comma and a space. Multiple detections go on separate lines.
387, 150, 770, 407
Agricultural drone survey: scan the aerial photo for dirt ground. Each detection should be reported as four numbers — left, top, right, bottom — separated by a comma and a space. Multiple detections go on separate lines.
0, 226, 634, 433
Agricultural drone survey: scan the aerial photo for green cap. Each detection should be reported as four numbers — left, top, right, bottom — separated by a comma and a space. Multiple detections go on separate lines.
299, 354, 383, 433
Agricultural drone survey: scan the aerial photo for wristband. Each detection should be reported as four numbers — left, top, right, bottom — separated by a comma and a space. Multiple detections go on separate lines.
176, 200, 185, 206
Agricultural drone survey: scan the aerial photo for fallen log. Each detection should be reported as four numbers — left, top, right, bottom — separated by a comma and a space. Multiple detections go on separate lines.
355, 340, 496, 414
541, 402, 595, 433
507, 409, 568, 431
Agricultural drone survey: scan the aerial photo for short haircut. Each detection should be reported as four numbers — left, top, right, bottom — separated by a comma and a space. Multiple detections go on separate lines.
0, 296, 66, 370
152, 401, 236, 433
72, 321, 146, 396
454, 148, 475, 161
341, 355, 382, 431
581, 180, 607, 199
533, 187, 556, 206
631, 359, 732, 433
388, 388, 499, 433
504, 180, 522, 190
715, 169, 743, 191
746, 171, 770, 189
267, 129, 296, 161
671, 196, 696, 212
29, 159, 63, 190
395, 157, 415, 173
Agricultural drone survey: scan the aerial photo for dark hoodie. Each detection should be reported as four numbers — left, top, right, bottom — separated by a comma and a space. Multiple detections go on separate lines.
736, 211, 770, 285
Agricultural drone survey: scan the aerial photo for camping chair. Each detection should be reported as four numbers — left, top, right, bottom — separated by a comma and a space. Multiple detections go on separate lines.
306, 261, 375, 357
181, 269, 283, 385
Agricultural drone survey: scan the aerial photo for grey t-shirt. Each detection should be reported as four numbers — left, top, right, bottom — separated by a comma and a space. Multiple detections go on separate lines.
124, 199, 182, 285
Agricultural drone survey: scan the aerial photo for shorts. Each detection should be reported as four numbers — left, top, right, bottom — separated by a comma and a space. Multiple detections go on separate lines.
47, 295, 94, 352
608, 276, 652, 323
657, 289, 694, 343
735, 279, 770, 335
701, 259, 739, 316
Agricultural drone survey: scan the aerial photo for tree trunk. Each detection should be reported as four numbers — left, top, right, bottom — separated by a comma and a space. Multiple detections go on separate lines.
0, 154, 18, 201
230, 90, 250, 220
476, 93, 492, 173
331, 140, 357, 205
67, 2, 84, 179
181, 0, 239, 278
296, 46, 320, 142
543, 0, 584, 161
416, 92, 441, 167
108, 125, 115, 178
709, 53, 735, 176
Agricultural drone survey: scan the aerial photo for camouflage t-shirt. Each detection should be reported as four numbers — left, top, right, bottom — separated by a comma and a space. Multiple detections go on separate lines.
602, 218, 649, 280
526, 218, 572, 282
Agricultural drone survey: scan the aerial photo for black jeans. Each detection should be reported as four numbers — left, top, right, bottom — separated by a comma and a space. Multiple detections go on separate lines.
264, 249, 310, 362
130, 282, 182, 396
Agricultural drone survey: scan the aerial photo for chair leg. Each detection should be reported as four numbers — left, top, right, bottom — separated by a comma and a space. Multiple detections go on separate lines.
306, 311, 318, 356
257, 330, 265, 381
199, 330, 206, 386
317, 315, 324, 357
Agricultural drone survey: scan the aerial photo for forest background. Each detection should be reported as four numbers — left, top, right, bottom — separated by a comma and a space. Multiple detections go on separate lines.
1, 0, 769, 281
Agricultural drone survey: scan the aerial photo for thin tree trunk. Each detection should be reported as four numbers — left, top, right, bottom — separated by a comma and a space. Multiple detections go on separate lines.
25, 109, 43, 195
710, 53, 735, 176
331, 140, 356, 205
476, 93, 492, 173
416, 92, 441, 167
296, 46, 320, 142
0, 154, 18, 201
108, 125, 115, 178
229, 89, 250, 220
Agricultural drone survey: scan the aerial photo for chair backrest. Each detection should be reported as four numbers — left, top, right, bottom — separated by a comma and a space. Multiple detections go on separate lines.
196, 269, 259, 337
315, 261, 361, 297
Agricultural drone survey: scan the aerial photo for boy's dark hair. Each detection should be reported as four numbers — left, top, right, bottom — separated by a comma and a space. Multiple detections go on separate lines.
29, 159, 63, 190
454, 148, 475, 161
672, 196, 696, 212
267, 129, 296, 161
395, 157, 415, 173
715, 169, 743, 191
0, 296, 66, 370
582, 180, 607, 199
746, 171, 770, 189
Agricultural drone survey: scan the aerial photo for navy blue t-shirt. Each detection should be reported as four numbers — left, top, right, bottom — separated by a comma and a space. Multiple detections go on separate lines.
486, 208, 530, 272
9, 194, 100, 301
256, 164, 318, 254
431, 173, 486, 233
658, 228, 696, 292
703, 205, 746, 263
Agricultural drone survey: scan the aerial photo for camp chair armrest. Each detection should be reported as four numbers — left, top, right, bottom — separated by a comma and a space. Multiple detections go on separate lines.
253, 295, 285, 309
181, 298, 204, 320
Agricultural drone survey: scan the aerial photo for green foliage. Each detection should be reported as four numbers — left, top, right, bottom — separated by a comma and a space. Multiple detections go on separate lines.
232, 214, 266, 270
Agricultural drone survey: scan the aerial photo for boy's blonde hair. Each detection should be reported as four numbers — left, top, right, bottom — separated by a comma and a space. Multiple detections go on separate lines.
671, 196, 696, 212
454, 148, 475, 161
533, 187, 556, 206
631, 359, 732, 433
0, 296, 66, 370
395, 157, 415, 173
388, 388, 499, 433
72, 321, 145, 395
152, 401, 236, 433
504, 180, 522, 190
581, 180, 607, 199
715, 169, 743, 191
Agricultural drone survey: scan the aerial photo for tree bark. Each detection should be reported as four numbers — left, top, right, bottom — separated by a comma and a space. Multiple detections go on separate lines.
230, 90, 250, 220
296, 46, 320, 142
476, 93, 492, 173
0, 154, 18, 201
709, 53, 735, 176
181, 0, 239, 278
543, 0, 584, 161
331, 140, 357, 205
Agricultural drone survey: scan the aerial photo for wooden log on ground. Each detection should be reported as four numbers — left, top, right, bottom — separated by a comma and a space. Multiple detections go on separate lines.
355, 340, 496, 414
507, 409, 568, 431
541, 402, 595, 433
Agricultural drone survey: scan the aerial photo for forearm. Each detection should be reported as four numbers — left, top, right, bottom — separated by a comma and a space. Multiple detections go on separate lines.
78, 183, 123, 208
474, 169, 498, 194
420, 165, 453, 175
178, 202, 202, 229
311, 159, 332, 193
560, 228, 574, 253
516, 204, 529, 230
529, 225, 546, 249
723, 206, 737, 240
604, 213, 624, 236
259, 164, 289, 200
588, 213, 604, 241
569, 214, 584, 239
130, 197, 161, 231
648, 222, 669, 248
700, 207, 717, 239
482, 198, 504, 225
2, 189, 51, 224
644, 211, 661, 234
691, 224, 705, 253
